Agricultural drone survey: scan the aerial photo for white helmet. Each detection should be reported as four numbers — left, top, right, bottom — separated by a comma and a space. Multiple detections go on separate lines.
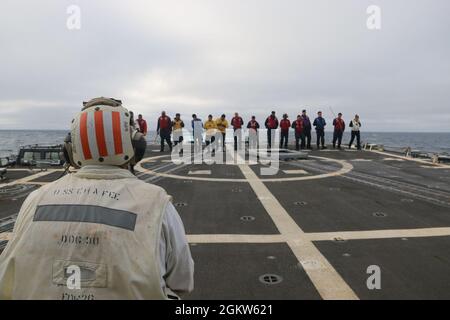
70, 97, 135, 167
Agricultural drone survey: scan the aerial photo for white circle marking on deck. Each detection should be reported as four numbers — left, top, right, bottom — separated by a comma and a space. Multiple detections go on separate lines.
135, 155, 353, 183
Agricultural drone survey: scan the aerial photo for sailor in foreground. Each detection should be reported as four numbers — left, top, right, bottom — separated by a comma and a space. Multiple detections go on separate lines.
0, 97, 194, 300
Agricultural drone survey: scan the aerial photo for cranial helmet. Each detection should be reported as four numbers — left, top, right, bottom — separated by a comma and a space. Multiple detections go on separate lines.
65, 97, 145, 168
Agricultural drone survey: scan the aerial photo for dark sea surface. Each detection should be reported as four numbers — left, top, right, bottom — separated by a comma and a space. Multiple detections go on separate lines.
0, 130, 449, 157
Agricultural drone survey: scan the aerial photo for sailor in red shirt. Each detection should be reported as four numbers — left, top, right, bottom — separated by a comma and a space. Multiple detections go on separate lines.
246, 116, 260, 150
157, 111, 173, 152
291, 115, 305, 151
264, 111, 279, 148
279, 113, 291, 149
332, 112, 346, 149
136, 114, 148, 135
231, 112, 244, 151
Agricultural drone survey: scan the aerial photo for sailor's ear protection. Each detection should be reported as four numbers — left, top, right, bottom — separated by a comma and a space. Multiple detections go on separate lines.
62, 132, 79, 168
131, 130, 147, 163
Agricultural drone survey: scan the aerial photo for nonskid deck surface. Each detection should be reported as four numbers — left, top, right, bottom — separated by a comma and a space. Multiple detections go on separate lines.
1, 146, 450, 299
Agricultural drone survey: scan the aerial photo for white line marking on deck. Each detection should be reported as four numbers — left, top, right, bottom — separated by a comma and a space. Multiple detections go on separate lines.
185, 227, 450, 244
369, 150, 450, 168
187, 234, 284, 243
383, 158, 405, 162
188, 170, 211, 175
226, 145, 358, 300
306, 227, 450, 241
420, 165, 450, 170
350, 159, 372, 162
135, 155, 353, 183
283, 169, 308, 174
0, 170, 61, 188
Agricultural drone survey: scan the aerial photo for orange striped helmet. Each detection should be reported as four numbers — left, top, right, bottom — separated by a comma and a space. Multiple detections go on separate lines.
70, 97, 135, 167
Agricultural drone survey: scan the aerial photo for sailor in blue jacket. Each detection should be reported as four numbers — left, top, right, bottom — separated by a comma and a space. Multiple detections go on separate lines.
313, 111, 327, 149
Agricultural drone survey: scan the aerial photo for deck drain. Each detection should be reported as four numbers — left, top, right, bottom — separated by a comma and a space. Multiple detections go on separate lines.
240, 216, 255, 222
267, 256, 276, 260
343, 253, 351, 257
294, 201, 308, 206
329, 187, 341, 191
259, 274, 283, 285
401, 198, 414, 203
231, 187, 243, 193
174, 202, 188, 207
373, 212, 387, 217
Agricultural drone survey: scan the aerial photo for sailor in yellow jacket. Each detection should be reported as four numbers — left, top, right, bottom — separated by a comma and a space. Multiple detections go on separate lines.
203, 114, 218, 152
215, 114, 229, 150
0, 97, 194, 300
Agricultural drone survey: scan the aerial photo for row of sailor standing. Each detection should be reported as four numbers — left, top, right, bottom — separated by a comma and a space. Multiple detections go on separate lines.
135, 110, 362, 151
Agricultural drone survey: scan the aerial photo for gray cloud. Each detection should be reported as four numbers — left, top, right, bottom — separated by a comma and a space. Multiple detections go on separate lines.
0, 0, 449, 131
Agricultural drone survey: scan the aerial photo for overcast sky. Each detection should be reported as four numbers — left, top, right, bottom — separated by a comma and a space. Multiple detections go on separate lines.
0, 0, 449, 131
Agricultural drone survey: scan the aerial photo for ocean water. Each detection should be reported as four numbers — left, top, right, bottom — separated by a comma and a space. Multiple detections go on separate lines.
0, 130, 449, 157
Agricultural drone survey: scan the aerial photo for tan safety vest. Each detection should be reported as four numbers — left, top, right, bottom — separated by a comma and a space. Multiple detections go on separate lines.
0, 166, 170, 300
